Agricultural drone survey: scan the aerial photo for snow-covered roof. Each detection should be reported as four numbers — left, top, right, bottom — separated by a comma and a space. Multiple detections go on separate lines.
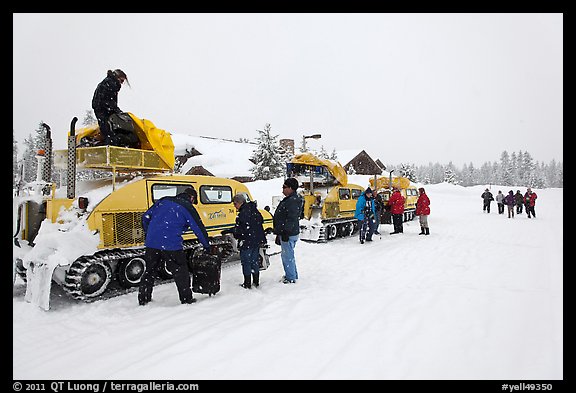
171, 134, 257, 178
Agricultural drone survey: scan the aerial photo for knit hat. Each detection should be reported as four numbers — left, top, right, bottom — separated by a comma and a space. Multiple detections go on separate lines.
283, 177, 299, 191
365, 187, 373, 194
182, 187, 197, 199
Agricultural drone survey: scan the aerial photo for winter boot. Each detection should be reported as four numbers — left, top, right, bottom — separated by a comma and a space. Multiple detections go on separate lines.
425, 227, 430, 235
240, 275, 251, 289
252, 272, 260, 288
419, 226, 425, 235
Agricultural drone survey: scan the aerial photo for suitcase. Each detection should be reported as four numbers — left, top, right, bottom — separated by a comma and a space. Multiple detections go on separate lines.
191, 255, 222, 296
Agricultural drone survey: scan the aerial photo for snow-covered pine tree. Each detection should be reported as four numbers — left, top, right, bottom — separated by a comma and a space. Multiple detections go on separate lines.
499, 151, 513, 186
443, 162, 458, 184
19, 123, 48, 184
399, 162, 418, 183
82, 110, 97, 127
13, 131, 19, 189
330, 149, 338, 161
318, 145, 329, 159
521, 151, 536, 187
250, 123, 285, 180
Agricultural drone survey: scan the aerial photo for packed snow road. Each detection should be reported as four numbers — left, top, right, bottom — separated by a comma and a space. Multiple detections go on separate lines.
13, 183, 562, 380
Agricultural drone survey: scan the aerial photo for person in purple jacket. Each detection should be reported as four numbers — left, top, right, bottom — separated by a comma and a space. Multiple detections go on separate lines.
503, 190, 516, 219
138, 187, 212, 306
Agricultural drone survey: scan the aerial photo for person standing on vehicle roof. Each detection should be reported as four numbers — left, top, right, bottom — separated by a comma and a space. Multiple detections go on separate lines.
92, 69, 129, 146
138, 187, 213, 306
273, 178, 303, 284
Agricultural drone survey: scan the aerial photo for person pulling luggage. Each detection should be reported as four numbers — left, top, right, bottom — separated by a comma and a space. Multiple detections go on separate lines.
138, 187, 214, 306
223, 193, 267, 289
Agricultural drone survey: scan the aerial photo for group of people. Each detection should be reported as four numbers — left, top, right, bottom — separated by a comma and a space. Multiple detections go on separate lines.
354, 186, 431, 244
138, 177, 304, 306
99, 68, 433, 304
481, 188, 538, 218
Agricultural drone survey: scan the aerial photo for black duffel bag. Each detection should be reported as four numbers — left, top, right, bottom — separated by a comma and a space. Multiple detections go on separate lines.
107, 113, 141, 149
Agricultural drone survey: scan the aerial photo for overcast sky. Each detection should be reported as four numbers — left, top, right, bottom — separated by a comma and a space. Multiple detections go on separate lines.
13, 13, 562, 167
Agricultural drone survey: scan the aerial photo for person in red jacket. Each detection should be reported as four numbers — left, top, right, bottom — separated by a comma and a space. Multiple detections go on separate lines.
524, 188, 538, 218
415, 187, 430, 235
389, 188, 405, 235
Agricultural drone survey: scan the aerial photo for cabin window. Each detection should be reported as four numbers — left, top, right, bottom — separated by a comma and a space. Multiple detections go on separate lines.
151, 183, 198, 204
200, 185, 233, 204
339, 188, 351, 200
351, 189, 362, 199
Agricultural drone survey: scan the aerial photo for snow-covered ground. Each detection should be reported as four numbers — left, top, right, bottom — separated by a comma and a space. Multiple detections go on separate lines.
13, 181, 562, 380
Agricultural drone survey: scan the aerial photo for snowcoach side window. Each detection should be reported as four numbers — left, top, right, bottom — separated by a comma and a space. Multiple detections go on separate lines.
339, 188, 351, 200
351, 189, 362, 199
151, 183, 199, 204
200, 185, 233, 204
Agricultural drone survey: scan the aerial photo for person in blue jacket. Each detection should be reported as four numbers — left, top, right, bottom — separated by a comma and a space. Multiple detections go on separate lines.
138, 187, 211, 306
355, 187, 376, 244
225, 193, 266, 289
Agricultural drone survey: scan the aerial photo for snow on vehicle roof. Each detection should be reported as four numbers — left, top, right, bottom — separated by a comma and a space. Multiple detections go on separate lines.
171, 134, 257, 178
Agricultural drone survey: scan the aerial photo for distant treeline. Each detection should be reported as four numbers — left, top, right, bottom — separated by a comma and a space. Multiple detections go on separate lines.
391, 150, 562, 188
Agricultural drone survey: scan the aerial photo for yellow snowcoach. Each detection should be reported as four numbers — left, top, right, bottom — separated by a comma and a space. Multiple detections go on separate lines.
13, 115, 272, 310
287, 153, 364, 242
369, 175, 418, 222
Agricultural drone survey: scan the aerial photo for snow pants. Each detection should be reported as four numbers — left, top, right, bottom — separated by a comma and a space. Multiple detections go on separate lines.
419, 214, 429, 229
392, 214, 404, 233
359, 216, 374, 241
139, 248, 193, 304
94, 110, 114, 145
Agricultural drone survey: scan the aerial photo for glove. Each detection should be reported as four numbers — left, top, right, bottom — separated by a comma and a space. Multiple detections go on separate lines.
275, 235, 281, 246
209, 245, 219, 255
281, 232, 289, 242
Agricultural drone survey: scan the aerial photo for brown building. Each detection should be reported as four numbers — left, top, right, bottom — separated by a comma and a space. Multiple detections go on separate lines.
339, 150, 383, 175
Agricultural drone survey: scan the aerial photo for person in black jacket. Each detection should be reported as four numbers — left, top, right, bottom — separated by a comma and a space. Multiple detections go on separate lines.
373, 192, 384, 235
92, 69, 129, 146
227, 193, 266, 289
273, 178, 303, 284
481, 188, 494, 213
